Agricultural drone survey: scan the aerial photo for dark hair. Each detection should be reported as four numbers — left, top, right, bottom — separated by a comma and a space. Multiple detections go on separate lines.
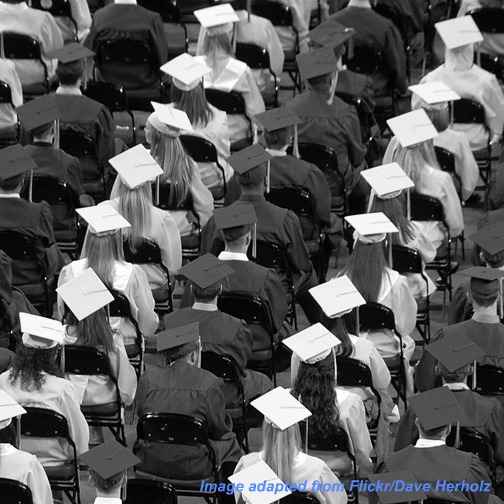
89, 468, 125, 491
437, 362, 471, 383
323, 317, 354, 356
56, 60, 84, 86
192, 282, 221, 302
0, 173, 26, 192
170, 82, 213, 128
371, 196, 416, 244
292, 352, 339, 440
221, 224, 251, 243
417, 422, 450, 439
202, 31, 234, 57
31, 122, 53, 139
0, 422, 16, 445
471, 288, 499, 308
482, 249, 504, 269
9, 345, 63, 391
263, 128, 291, 149
307, 73, 332, 95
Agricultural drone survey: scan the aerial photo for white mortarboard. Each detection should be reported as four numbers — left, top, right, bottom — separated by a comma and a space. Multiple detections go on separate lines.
57, 268, 114, 321
309, 275, 366, 319
20, 312, 64, 349
408, 82, 461, 105
282, 323, 340, 364
386, 109, 438, 148
345, 212, 399, 243
0, 390, 26, 430
435, 16, 483, 50
228, 460, 292, 504
251, 387, 311, 431
109, 145, 162, 190
160, 53, 211, 92
194, 3, 239, 28
151, 102, 193, 132
77, 204, 131, 235
361, 163, 414, 200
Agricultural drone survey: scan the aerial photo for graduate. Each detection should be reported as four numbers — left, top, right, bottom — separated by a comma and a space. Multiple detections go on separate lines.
0, 313, 89, 467
107, 145, 182, 292
233, 387, 347, 504
54, 0, 91, 42
57, 204, 158, 349
134, 322, 242, 480
194, 3, 265, 147
164, 254, 272, 406
0, 391, 53, 504
161, 52, 233, 196
376, 387, 494, 504
417, 266, 504, 392
0, 59, 22, 133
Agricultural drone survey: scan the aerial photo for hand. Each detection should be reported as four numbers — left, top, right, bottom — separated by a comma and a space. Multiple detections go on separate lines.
490, 134, 501, 146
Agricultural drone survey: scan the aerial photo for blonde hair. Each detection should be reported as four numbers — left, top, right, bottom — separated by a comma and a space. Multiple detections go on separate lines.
261, 421, 301, 483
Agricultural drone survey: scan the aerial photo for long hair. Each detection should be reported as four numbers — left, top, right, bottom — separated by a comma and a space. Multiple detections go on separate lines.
170, 83, 213, 128
63, 308, 115, 355
202, 31, 234, 62
344, 240, 388, 302
292, 352, 340, 440
323, 317, 354, 356
81, 231, 124, 288
261, 420, 301, 483
371, 196, 416, 244
9, 346, 63, 391
110, 178, 153, 252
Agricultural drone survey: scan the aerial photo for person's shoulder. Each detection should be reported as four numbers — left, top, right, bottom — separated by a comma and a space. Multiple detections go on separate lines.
335, 386, 364, 411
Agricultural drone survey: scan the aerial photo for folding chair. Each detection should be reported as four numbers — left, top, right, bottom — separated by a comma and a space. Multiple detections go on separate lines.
218, 292, 278, 385
64, 345, 126, 445
180, 134, 227, 202
0, 478, 32, 504
410, 192, 458, 303
29, 0, 78, 41
123, 237, 174, 314
0, 80, 19, 147
473, 364, 504, 396
392, 244, 431, 343
21, 407, 81, 504
126, 478, 177, 504
283, 493, 320, 504
235, 42, 279, 107
135, 413, 220, 503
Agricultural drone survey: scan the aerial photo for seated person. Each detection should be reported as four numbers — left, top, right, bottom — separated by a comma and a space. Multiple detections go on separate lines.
55, 0, 91, 42
0, 393, 52, 504
134, 322, 242, 480
0, 0, 63, 88
287, 46, 367, 215
272, 0, 310, 54
376, 387, 494, 504
167, 254, 272, 406
0, 59, 22, 134
108, 150, 182, 292
327, 0, 407, 97
396, 333, 504, 473
57, 204, 159, 349
416, 266, 504, 392
420, 17, 504, 152
161, 52, 233, 197
194, 3, 265, 147
145, 104, 214, 239
234, 388, 347, 504
0, 313, 89, 467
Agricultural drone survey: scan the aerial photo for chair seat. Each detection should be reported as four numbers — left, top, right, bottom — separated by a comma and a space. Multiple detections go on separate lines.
44, 462, 76, 481
22, 81, 49, 97
134, 470, 217, 491
125, 343, 141, 358
181, 233, 200, 250
384, 354, 402, 370
82, 402, 120, 416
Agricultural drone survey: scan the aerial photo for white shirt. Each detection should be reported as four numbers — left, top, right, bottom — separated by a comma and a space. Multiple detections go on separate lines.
0, 59, 22, 129
415, 439, 446, 448
218, 251, 249, 262
192, 302, 218, 312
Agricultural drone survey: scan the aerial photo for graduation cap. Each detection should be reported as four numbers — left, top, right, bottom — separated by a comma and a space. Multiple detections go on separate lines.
0, 144, 37, 182
345, 212, 398, 242
20, 312, 64, 349
46, 42, 94, 64
16, 94, 60, 132
160, 53, 211, 92
0, 390, 26, 431
469, 222, 504, 256
77, 204, 131, 236
151, 102, 193, 133
214, 203, 257, 256
194, 3, 239, 28
409, 82, 461, 106
461, 266, 504, 317
309, 275, 366, 319
156, 321, 200, 353
177, 253, 233, 290
228, 143, 272, 191
57, 268, 113, 322
435, 16, 483, 50
80, 439, 140, 480
308, 20, 355, 57
368, 471, 427, 504
386, 109, 438, 148
228, 460, 292, 504
283, 323, 340, 364
296, 46, 338, 82
109, 144, 162, 190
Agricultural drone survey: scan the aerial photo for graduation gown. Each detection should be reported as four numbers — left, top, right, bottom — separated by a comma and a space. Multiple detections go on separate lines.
134, 360, 242, 479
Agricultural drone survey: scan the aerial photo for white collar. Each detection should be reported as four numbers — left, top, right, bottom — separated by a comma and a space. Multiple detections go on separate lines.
94, 499, 122, 504
0, 444, 17, 455
0, 193, 20, 199
472, 310, 500, 324
443, 382, 470, 391
348, 0, 372, 8
193, 302, 218, 312
415, 438, 446, 448
56, 85, 82, 96
218, 251, 249, 262
266, 147, 288, 158
114, 0, 136, 4
0, 2, 28, 9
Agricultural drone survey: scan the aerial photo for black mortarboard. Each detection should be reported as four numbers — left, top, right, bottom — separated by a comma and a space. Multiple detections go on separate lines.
46, 43, 94, 64
16, 95, 60, 132
80, 440, 140, 479
177, 253, 233, 289
0, 145, 36, 181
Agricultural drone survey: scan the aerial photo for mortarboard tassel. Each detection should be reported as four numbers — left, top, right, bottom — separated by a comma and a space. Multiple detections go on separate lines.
355, 306, 360, 337
407, 188, 411, 221
252, 222, 257, 258
28, 169, 33, 203
305, 418, 309, 454
472, 360, 477, 390
0, 33, 4, 59
266, 160, 270, 194
253, 123, 258, 145
156, 177, 160, 206
293, 124, 299, 159
499, 278, 503, 320
454, 421, 460, 449
247, 0, 251, 22
367, 190, 376, 213
15, 416, 21, 448
232, 23, 237, 54
54, 119, 60, 150
388, 235, 393, 268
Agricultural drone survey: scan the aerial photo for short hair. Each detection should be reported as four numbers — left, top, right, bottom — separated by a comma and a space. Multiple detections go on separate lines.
471, 285, 499, 308
31, 122, 53, 139
0, 173, 26, 192
417, 420, 449, 439
192, 282, 221, 302
437, 362, 471, 383
56, 60, 84, 86
263, 128, 290, 149
220, 224, 251, 243
307, 72, 333, 93
482, 248, 504, 269
89, 468, 125, 492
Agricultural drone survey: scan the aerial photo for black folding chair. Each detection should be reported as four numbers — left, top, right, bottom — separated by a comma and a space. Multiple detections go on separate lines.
123, 237, 174, 313
410, 192, 458, 303
470, 7, 504, 34
0, 80, 19, 146
235, 42, 279, 107
392, 244, 431, 343
64, 345, 126, 445
473, 364, 504, 396
218, 292, 278, 385
180, 134, 227, 202
135, 413, 219, 502
21, 407, 81, 504
126, 478, 177, 504
0, 478, 32, 504
29, 0, 78, 41
283, 493, 320, 504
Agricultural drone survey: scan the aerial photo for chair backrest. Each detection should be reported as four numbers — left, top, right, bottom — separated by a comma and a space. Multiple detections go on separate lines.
29, 0, 72, 17
153, 179, 195, 212
123, 237, 163, 266
84, 81, 128, 112
435, 146, 456, 175
201, 351, 241, 385
0, 477, 33, 504
59, 127, 98, 160
96, 32, 156, 67
282, 493, 320, 504
235, 42, 271, 70
470, 7, 504, 34
0, 230, 43, 263
180, 134, 218, 164
205, 88, 246, 115
0, 80, 13, 106
336, 356, 373, 388
344, 44, 383, 75
392, 244, 423, 275
410, 192, 446, 222
21, 406, 72, 443
473, 364, 504, 396
446, 426, 494, 468
266, 186, 314, 218
251, 1, 293, 27
304, 423, 352, 455
252, 240, 289, 273
22, 174, 79, 209
452, 98, 486, 125
2, 32, 43, 61
126, 478, 177, 504
294, 142, 338, 175
64, 344, 113, 377
357, 302, 397, 332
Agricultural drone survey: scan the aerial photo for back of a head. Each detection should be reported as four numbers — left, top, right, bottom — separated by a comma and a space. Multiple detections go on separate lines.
221, 223, 251, 246
202, 30, 234, 59
89, 468, 125, 495
169, 83, 213, 128
237, 163, 267, 191
307, 72, 333, 97
191, 281, 222, 303
437, 361, 471, 384
470, 277, 499, 308
371, 195, 415, 244
0, 173, 26, 193
56, 60, 84, 87
263, 128, 291, 150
